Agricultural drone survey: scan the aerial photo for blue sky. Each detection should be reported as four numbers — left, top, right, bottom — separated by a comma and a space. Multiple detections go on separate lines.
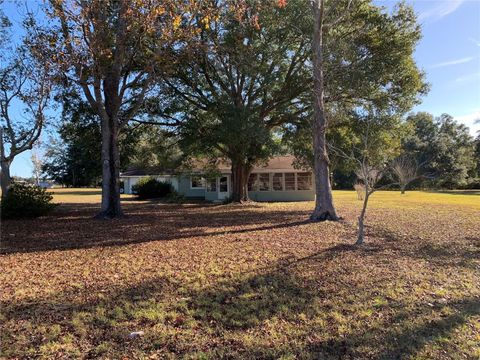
4, 0, 480, 178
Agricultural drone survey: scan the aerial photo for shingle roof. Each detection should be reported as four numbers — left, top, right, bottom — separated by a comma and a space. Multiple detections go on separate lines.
121, 155, 306, 176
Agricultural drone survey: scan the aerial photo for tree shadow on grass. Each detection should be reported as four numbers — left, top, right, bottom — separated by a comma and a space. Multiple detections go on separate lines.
308, 297, 480, 359
0, 268, 315, 358
1, 202, 313, 254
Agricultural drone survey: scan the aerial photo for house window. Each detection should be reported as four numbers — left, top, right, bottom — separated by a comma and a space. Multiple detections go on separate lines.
259, 173, 270, 191
297, 172, 313, 190
285, 173, 296, 190
272, 173, 283, 191
248, 173, 258, 191
206, 178, 216, 192
219, 176, 228, 192
190, 175, 205, 189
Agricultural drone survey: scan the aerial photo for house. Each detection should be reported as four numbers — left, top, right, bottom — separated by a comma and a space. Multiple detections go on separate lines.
120, 155, 315, 202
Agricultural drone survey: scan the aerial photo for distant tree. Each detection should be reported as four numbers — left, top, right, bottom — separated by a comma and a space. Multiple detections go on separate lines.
31, 141, 43, 186
42, 92, 145, 187
402, 113, 476, 188
391, 155, 420, 194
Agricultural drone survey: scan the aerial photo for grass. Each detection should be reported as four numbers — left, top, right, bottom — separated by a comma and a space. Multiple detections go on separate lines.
1, 190, 479, 359
49, 187, 135, 203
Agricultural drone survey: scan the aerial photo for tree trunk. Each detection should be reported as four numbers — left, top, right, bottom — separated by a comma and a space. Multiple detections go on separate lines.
96, 116, 123, 219
356, 191, 370, 245
400, 184, 406, 194
0, 159, 11, 199
310, 0, 339, 221
0, 126, 10, 199
230, 160, 251, 203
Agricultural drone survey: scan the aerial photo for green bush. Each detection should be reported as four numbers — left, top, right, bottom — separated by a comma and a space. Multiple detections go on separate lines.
1, 183, 56, 219
132, 177, 173, 199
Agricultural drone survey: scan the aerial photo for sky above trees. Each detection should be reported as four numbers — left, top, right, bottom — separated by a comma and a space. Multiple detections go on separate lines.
4, 0, 480, 178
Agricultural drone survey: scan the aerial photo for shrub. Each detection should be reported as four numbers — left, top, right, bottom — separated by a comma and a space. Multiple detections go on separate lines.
1, 183, 56, 219
164, 190, 185, 203
132, 177, 173, 199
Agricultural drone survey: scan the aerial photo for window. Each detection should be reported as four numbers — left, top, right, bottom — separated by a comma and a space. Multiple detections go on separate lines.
259, 173, 270, 191
219, 176, 228, 192
285, 173, 296, 190
206, 178, 216, 192
190, 175, 205, 189
273, 173, 283, 191
248, 173, 258, 191
297, 172, 313, 190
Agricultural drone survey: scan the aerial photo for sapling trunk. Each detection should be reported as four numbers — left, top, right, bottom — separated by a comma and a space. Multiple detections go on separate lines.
356, 190, 370, 245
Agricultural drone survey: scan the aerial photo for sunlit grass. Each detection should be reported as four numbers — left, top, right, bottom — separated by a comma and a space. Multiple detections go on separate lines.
48, 188, 135, 203
1, 188, 478, 358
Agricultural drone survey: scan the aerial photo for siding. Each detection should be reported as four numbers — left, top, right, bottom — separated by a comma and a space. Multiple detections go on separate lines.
248, 190, 314, 202
178, 175, 206, 198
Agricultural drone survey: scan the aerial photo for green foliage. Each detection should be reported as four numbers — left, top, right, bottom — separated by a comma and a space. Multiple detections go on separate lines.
168, 0, 311, 170
1, 183, 56, 219
164, 190, 185, 204
42, 91, 146, 187
402, 113, 476, 188
132, 177, 173, 200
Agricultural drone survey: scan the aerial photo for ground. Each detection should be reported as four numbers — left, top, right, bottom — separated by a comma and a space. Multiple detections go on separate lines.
1, 189, 479, 359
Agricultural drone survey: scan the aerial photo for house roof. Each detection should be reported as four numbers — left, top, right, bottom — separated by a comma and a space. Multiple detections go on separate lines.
121, 156, 308, 177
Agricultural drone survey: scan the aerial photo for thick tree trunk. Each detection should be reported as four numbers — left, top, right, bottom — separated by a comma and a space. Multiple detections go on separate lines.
96, 116, 123, 219
1, 159, 11, 199
310, 0, 339, 221
230, 161, 251, 203
400, 184, 406, 194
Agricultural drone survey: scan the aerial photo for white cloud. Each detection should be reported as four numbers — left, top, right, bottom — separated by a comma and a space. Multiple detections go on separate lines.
469, 38, 480, 47
454, 110, 480, 135
454, 71, 480, 83
418, 0, 465, 22
430, 56, 474, 69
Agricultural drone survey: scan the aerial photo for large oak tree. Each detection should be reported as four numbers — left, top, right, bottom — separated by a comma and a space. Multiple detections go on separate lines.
36, 0, 208, 218
163, 0, 311, 202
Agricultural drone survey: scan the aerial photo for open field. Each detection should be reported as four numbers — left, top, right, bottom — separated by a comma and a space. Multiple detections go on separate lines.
1, 190, 479, 359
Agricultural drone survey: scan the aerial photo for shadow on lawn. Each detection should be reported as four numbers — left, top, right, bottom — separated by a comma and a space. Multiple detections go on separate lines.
2, 250, 478, 358
308, 296, 480, 359
1, 202, 312, 254
0, 268, 316, 357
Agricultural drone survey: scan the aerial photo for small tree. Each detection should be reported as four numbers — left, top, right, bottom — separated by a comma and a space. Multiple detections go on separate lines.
355, 164, 385, 244
330, 109, 402, 245
0, 53, 52, 198
391, 155, 420, 194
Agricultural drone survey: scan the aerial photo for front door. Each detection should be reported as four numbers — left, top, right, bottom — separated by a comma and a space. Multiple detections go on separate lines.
218, 175, 230, 200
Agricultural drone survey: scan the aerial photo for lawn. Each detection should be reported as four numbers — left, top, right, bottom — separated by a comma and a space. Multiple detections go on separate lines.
1, 190, 479, 359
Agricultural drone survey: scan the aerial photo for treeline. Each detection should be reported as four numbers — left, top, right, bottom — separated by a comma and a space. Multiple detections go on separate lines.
1, 0, 478, 222
43, 107, 480, 191
329, 112, 480, 190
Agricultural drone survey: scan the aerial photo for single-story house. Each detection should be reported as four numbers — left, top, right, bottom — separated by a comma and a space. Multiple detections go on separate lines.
120, 155, 315, 202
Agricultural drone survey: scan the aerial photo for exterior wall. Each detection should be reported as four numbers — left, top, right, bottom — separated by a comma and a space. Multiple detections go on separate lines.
122, 171, 314, 202
248, 190, 314, 202
121, 175, 178, 194
205, 190, 218, 202
177, 175, 206, 199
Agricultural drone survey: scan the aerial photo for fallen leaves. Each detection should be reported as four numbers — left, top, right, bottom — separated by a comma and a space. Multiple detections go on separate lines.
0, 190, 479, 358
